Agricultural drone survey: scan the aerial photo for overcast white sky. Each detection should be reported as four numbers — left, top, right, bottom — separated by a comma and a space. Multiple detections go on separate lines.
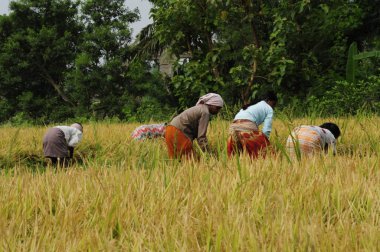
0, 0, 153, 38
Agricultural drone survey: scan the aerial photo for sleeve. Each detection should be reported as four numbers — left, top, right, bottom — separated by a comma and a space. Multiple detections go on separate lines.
67, 130, 83, 147
262, 108, 274, 138
196, 111, 210, 150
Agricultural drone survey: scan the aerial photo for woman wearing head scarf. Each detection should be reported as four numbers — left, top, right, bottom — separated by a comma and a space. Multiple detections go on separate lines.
165, 93, 224, 158
43, 123, 83, 166
227, 91, 277, 159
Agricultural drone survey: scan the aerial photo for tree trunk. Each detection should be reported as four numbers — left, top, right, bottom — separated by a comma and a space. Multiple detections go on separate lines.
39, 66, 75, 106
242, 0, 260, 103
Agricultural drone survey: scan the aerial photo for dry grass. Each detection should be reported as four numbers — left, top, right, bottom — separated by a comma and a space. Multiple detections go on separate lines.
0, 116, 379, 251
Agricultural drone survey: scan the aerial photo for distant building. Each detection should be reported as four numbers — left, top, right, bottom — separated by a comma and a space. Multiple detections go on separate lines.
155, 50, 192, 77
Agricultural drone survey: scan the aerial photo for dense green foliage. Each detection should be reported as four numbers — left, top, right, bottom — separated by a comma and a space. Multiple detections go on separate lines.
0, 0, 379, 124
0, 0, 170, 123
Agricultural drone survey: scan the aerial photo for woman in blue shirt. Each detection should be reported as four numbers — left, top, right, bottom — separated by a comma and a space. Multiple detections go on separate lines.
227, 91, 277, 158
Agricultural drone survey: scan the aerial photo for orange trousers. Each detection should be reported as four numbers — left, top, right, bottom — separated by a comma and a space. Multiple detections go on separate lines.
165, 125, 193, 158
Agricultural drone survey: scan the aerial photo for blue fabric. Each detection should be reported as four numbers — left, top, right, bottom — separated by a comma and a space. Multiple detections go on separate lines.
234, 101, 274, 138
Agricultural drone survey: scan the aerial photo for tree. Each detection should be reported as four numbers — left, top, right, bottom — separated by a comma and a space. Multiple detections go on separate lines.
147, 0, 294, 105
65, 0, 139, 118
0, 0, 82, 121
0, 0, 141, 122
146, 0, 371, 107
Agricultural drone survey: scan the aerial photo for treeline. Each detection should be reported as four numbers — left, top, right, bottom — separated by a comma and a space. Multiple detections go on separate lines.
0, 0, 379, 124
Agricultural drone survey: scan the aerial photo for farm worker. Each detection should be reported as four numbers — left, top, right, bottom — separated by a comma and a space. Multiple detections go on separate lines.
286, 123, 341, 157
227, 91, 277, 159
131, 123, 166, 140
165, 93, 224, 158
43, 123, 83, 166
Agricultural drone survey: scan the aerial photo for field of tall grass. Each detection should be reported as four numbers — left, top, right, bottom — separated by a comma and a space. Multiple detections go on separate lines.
0, 115, 379, 250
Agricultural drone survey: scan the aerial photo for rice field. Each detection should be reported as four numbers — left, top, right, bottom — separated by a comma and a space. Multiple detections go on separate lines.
0, 116, 379, 251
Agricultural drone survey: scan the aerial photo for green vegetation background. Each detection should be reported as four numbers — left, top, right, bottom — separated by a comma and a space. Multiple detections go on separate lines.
0, 0, 379, 124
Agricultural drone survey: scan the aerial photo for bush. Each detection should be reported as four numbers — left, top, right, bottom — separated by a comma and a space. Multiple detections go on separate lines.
122, 96, 174, 123
315, 76, 380, 115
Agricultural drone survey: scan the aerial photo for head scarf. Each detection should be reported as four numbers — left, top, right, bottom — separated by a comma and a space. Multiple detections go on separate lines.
70, 123, 83, 133
196, 93, 224, 107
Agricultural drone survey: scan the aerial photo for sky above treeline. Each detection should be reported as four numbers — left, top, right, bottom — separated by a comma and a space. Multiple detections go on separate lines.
0, 0, 153, 38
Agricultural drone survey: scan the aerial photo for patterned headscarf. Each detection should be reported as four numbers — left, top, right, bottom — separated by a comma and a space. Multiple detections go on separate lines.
70, 123, 83, 133
196, 93, 224, 107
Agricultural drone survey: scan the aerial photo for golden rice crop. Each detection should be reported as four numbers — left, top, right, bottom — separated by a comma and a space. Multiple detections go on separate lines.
0, 116, 379, 250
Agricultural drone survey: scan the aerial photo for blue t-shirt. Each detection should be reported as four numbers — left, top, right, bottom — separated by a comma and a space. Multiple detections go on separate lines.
234, 101, 274, 138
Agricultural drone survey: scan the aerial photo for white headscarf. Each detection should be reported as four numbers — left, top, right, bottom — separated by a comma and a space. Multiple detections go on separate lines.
70, 123, 83, 133
196, 93, 224, 107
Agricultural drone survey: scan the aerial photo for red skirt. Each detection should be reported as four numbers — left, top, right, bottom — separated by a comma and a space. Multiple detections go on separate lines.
227, 129, 270, 159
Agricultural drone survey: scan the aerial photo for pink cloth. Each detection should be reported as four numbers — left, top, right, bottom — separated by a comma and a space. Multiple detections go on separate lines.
131, 123, 166, 140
